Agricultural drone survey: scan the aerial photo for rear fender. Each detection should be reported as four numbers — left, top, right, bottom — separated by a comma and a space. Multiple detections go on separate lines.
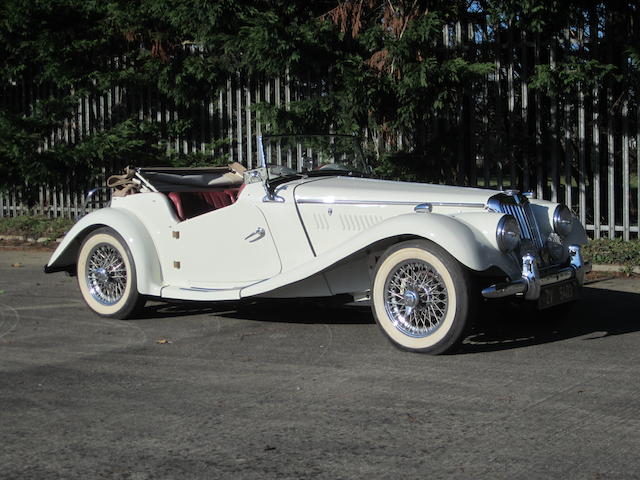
45, 208, 163, 296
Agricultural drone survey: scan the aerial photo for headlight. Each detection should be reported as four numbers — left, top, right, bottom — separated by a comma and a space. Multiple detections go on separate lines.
496, 215, 521, 253
553, 204, 573, 237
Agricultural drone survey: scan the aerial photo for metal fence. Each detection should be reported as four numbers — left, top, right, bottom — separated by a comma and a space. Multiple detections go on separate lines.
1, 20, 638, 239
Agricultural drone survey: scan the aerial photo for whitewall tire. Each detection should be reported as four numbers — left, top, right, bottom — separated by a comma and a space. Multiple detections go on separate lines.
371, 240, 472, 354
77, 227, 145, 319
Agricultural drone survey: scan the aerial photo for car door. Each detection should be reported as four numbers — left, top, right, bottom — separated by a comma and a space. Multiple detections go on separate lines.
174, 201, 281, 288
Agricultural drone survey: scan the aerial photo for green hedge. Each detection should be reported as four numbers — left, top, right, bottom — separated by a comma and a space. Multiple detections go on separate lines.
0, 216, 73, 241
582, 238, 640, 267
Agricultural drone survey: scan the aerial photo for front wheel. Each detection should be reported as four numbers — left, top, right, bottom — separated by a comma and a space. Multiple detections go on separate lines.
77, 227, 146, 319
371, 240, 473, 354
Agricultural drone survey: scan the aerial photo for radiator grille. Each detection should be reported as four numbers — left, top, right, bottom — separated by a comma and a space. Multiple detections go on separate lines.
490, 193, 545, 250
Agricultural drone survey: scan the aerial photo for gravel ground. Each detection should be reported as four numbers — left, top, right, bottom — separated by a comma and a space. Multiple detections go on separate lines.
1, 250, 640, 479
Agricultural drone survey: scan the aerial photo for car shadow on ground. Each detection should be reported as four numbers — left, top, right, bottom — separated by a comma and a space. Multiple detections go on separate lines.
134, 286, 640, 353
136, 300, 242, 320
458, 287, 640, 354
136, 297, 375, 325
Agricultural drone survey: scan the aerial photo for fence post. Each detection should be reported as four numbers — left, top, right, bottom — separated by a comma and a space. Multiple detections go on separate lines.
622, 100, 630, 240
607, 87, 615, 238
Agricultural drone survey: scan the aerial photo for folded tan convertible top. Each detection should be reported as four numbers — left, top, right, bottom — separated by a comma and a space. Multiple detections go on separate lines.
136, 163, 246, 192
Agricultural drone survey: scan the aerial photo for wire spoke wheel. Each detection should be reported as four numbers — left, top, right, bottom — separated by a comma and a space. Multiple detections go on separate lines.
372, 240, 472, 354
77, 228, 145, 319
384, 260, 449, 337
85, 243, 128, 305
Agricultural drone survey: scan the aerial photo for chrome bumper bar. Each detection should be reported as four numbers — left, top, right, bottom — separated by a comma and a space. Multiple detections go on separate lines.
481, 245, 592, 301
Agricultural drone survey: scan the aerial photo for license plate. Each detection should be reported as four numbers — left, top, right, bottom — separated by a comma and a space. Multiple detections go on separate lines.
537, 280, 579, 310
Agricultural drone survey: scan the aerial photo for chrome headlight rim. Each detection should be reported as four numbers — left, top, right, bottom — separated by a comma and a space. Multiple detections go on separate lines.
553, 204, 573, 237
496, 215, 521, 253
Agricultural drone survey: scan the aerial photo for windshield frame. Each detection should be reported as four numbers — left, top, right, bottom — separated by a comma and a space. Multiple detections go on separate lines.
257, 134, 369, 179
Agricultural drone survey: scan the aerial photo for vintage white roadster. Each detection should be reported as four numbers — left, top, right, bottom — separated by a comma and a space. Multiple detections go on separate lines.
45, 134, 590, 354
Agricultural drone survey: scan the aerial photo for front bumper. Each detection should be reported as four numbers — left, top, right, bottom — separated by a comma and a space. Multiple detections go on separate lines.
481, 245, 591, 301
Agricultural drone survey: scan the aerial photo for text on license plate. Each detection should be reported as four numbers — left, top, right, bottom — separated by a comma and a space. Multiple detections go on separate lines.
537, 280, 579, 310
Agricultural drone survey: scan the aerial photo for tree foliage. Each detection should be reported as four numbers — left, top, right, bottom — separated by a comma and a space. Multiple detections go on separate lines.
0, 0, 637, 194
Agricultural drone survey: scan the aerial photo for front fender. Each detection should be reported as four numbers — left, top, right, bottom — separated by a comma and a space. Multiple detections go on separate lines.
374, 211, 518, 276
241, 211, 518, 298
45, 208, 163, 296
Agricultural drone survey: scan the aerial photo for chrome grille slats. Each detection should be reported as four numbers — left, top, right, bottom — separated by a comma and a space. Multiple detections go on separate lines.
522, 202, 545, 248
503, 203, 529, 240
488, 192, 544, 250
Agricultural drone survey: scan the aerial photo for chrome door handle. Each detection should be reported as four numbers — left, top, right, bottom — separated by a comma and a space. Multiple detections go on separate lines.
244, 227, 265, 242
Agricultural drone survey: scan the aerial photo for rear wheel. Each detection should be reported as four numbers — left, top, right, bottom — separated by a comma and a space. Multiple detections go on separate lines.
77, 227, 145, 319
371, 240, 472, 354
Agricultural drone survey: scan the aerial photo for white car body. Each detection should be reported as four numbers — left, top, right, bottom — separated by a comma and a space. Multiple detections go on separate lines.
46, 174, 587, 298
45, 135, 590, 353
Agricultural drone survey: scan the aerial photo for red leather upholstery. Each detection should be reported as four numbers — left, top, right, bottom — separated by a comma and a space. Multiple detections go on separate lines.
223, 184, 245, 203
168, 192, 186, 220
168, 188, 241, 221
197, 190, 234, 210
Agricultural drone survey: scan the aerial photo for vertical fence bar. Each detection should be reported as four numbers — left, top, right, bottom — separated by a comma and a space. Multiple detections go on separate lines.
467, 22, 476, 187
577, 20, 587, 226
245, 79, 253, 168
274, 76, 281, 165
456, 21, 465, 185
607, 87, 615, 237
622, 100, 630, 240
521, 30, 529, 191
226, 76, 233, 161
217, 88, 224, 158
201, 92, 207, 154
52, 184, 57, 219
592, 84, 601, 238
265, 78, 272, 164
494, 26, 503, 190
441, 23, 452, 185
563, 27, 572, 209
637, 105, 639, 237
535, 35, 544, 199
10, 189, 15, 217
207, 93, 214, 156
578, 88, 586, 224
284, 69, 292, 169
507, 22, 516, 188
235, 71, 243, 165
563, 101, 572, 208
255, 78, 262, 168
549, 39, 559, 202
482, 73, 490, 187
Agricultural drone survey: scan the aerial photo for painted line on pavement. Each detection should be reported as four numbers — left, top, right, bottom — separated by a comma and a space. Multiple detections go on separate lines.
11, 302, 84, 312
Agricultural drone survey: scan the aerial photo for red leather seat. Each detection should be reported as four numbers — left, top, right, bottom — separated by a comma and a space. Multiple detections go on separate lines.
223, 185, 245, 203
196, 190, 233, 210
168, 189, 240, 221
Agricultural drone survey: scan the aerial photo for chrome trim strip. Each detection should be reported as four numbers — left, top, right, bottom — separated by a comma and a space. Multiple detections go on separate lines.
296, 198, 485, 208
180, 286, 240, 292
429, 202, 486, 208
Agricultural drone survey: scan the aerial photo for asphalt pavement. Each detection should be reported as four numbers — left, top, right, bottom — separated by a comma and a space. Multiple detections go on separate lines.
1, 249, 640, 479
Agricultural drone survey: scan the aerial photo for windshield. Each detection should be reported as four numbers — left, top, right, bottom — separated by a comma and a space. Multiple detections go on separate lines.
258, 134, 367, 180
